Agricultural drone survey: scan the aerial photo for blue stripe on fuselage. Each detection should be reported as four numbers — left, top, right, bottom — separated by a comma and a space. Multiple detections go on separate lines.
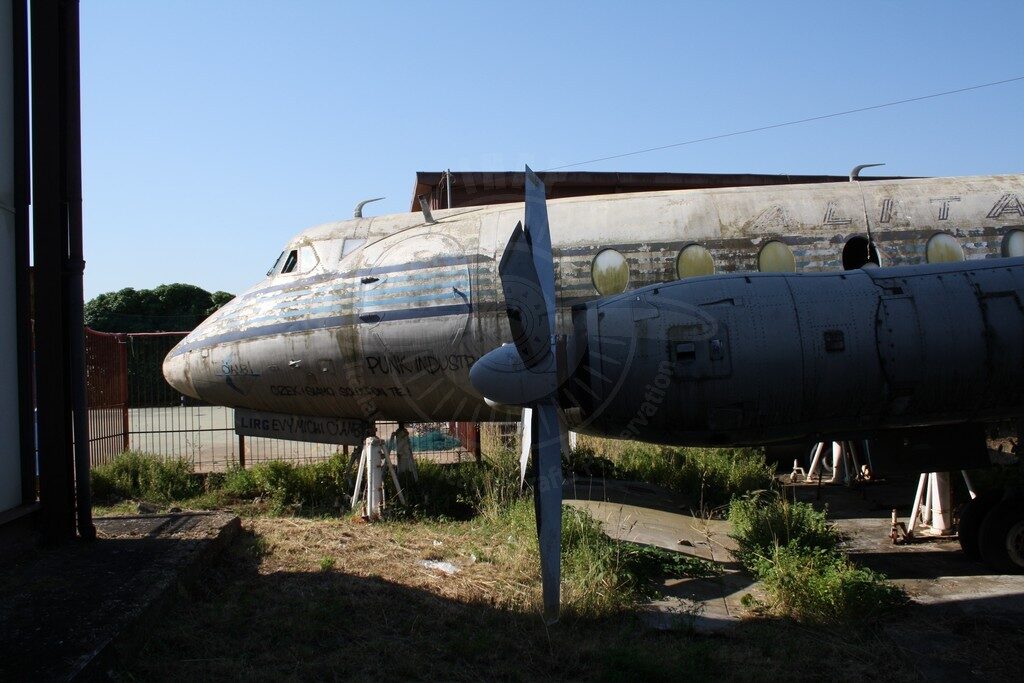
168, 302, 474, 357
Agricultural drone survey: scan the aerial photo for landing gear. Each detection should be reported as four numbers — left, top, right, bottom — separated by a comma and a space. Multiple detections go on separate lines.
955, 487, 1024, 573
958, 488, 1004, 560
977, 497, 1024, 574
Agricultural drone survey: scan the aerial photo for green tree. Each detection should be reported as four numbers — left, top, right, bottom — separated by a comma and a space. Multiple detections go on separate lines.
85, 283, 234, 332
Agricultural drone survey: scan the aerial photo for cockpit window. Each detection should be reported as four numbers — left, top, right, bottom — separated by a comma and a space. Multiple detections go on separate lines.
280, 250, 299, 274
278, 245, 319, 276
267, 251, 285, 277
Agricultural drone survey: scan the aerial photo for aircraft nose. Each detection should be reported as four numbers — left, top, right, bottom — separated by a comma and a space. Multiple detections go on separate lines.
163, 343, 199, 400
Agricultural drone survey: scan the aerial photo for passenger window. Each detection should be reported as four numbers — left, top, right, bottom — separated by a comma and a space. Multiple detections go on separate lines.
1002, 229, 1024, 257
925, 233, 964, 263
841, 236, 881, 270
758, 240, 796, 272
592, 249, 629, 295
676, 244, 715, 279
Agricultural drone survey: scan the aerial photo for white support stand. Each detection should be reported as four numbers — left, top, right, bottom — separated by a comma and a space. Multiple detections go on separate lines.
901, 471, 954, 539
392, 424, 419, 482
928, 472, 952, 532
807, 441, 845, 483
831, 441, 844, 484
351, 435, 406, 520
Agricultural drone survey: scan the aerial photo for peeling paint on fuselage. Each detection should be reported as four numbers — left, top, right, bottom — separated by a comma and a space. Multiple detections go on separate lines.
164, 174, 1024, 422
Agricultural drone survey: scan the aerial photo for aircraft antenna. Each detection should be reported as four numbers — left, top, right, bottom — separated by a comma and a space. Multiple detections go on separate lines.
353, 197, 384, 218
417, 195, 437, 224
849, 163, 885, 182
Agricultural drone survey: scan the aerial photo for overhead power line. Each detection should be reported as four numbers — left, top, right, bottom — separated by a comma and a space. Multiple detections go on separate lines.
544, 75, 1024, 171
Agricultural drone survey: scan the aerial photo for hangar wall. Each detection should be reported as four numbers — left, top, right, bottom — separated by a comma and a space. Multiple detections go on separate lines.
0, 0, 23, 515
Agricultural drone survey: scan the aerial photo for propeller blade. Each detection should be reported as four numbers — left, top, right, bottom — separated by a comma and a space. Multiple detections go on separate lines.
499, 222, 551, 367
524, 166, 557, 338
472, 164, 566, 623
533, 402, 563, 624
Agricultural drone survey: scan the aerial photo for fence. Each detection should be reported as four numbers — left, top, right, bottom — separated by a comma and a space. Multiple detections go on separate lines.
84, 329, 493, 472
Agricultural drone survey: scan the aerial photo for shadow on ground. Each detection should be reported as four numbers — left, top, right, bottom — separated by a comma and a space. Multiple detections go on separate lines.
109, 528, 715, 682
108, 525, 1024, 682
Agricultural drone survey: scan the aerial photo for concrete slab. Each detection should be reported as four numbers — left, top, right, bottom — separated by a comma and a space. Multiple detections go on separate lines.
790, 476, 1024, 616
0, 511, 240, 681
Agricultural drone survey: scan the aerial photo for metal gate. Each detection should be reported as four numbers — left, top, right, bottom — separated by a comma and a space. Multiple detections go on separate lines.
84, 328, 128, 465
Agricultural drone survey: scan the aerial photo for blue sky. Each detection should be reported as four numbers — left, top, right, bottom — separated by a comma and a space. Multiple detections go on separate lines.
80, 1, 1024, 300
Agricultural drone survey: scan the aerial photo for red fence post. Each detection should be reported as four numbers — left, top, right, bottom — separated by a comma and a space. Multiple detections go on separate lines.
473, 423, 482, 463
118, 333, 128, 452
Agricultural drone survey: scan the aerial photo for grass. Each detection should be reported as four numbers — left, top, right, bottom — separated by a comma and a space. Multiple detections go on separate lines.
728, 492, 907, 623
89, 450, 1024, 680
113, 521, 719, 681
571, 438, 775, 511
90, 448, 713, 618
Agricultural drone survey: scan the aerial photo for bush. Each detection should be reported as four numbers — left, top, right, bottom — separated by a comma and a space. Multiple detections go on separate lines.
728, 492, 840, 566
751, 543, 907, 623
91, 451, 199, 502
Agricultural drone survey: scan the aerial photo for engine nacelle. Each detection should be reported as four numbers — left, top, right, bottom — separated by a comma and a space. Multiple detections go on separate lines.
569, 258, 1024, 446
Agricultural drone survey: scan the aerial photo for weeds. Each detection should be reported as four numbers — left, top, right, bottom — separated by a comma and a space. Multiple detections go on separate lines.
751, 544, 907, 622
91, 451, 199, 503
92, 451, 354, 514
728, 491, 840, 566
728, 492, 906, 623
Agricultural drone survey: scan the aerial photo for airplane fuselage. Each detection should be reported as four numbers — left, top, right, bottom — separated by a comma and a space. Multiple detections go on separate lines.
164, 174, 1024, 429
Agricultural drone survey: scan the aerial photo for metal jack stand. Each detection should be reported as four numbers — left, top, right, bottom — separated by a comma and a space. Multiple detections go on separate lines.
805, 441, 867, 484
351, 435, 406, 521
891, 471, 976, 544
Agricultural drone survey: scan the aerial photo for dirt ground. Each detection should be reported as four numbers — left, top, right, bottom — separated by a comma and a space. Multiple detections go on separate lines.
5, 476, 1024, 681
109, 505, 1024, 681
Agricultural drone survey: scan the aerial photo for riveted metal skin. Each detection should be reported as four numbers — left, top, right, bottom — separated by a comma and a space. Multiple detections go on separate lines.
163, 174, 1024, 433
572, 258, 1024, 446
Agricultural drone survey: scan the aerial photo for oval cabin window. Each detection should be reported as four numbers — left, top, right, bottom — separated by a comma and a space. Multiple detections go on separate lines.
676, 244, 715, 279
841, 236, 881, 270
1002, 229, 1024, 257
592, 249, 629, 295
925, 233, 964, 263
757, 240, 796, 273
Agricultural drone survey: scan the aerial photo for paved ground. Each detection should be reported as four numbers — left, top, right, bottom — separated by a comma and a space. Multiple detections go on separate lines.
791, 475, 1024, 616
565, 478, 753, 633
0, 511, 240, 681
